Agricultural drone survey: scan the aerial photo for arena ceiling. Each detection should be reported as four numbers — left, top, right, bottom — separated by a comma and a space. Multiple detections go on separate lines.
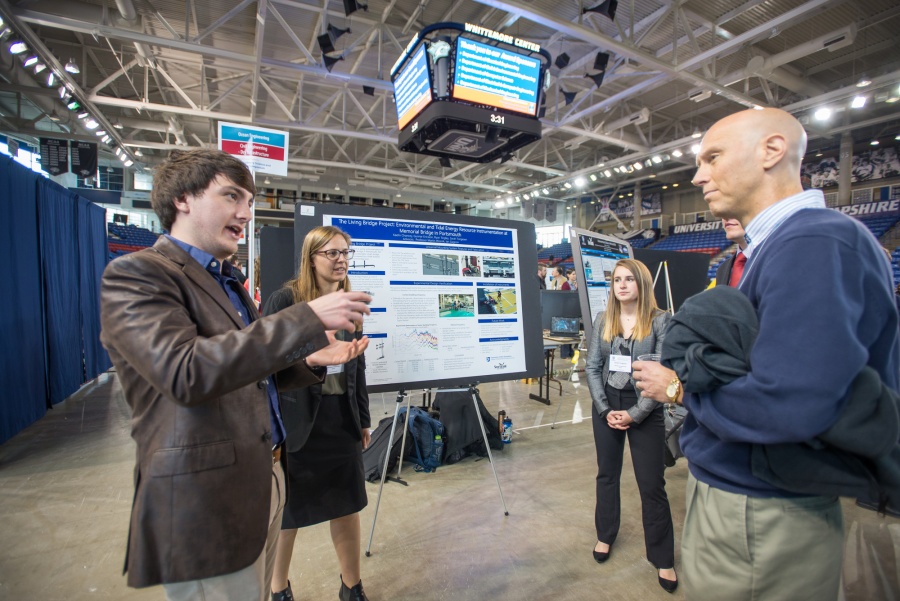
0, 0, 899, 208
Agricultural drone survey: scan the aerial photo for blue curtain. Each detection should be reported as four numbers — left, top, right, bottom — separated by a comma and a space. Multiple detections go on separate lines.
0, 155, 48, 444
38, 179, 84, 406
77, 197, 111, 379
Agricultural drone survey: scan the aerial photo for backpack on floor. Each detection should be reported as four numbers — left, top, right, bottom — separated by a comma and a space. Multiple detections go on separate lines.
362, 415, 407, 483
399, 406, 445, 473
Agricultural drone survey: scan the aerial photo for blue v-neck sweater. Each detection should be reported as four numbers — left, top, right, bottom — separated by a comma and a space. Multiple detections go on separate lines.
681, 208, 900, 497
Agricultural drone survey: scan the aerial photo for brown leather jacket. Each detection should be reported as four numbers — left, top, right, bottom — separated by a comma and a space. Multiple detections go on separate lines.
100, 237, 327, 588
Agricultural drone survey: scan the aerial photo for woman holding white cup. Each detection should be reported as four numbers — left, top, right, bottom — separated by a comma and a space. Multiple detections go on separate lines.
585, 258, 679, 593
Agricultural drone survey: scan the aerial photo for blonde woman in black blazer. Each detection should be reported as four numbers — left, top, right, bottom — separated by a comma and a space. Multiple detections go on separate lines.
584, 258, 678, 593
264, 226, 371, 601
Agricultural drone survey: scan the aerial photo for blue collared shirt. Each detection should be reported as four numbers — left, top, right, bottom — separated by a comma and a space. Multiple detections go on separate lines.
738, 189, 826, 285
165, 235, 286, 448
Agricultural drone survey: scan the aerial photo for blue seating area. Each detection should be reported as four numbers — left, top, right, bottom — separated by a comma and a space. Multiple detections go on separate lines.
651, 230, 731, 256
628, 236, 657, 249
858, 214, 900, 239
537, 241, 572, 263
107, 224, 160, 259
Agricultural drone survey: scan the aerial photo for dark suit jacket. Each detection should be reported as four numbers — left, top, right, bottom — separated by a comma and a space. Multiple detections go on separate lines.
263, 288, 371, 453
715, 252, 736, 286
100, 237, 328, 588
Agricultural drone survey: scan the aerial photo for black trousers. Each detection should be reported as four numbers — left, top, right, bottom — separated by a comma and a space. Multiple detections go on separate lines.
592, 384, 675, 569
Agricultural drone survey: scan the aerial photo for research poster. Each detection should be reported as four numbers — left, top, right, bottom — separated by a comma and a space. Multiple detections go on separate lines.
319, 213, 532, 389
570, 227, 633, 346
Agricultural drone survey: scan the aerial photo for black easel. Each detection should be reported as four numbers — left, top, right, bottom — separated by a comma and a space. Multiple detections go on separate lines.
365, 385, 508, 556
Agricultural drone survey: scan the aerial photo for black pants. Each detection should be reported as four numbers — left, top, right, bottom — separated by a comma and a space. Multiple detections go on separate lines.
592, 384, 675, 569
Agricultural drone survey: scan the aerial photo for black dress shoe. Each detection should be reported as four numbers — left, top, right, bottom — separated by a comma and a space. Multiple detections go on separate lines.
339, 577, 369, 601
592, 543, 611, 563
272, 581, 294, 601
658, 571, 678, 593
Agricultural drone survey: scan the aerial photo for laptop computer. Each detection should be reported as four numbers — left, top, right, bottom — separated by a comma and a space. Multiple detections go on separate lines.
549, 316, 580, 337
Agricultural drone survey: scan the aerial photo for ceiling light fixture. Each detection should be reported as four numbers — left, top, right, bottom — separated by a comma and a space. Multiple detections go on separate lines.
64, 58, 79, 74
263, 177, 271, 185
672, 149, 683, 158
870, 139, 879, 146
48, 109, 61, 123
563, 182, 572, 189
94, 130, 106, 136
46, 71, 56, 86
23, 55, 38, 67
124, 159, 133, 167
856, 76, 872, 88
542, 188, 550, 195
691, 128, 702, 139
633, 162, 643, 170
8, 40, 27, 54
134, 149, 143, 157
66, 100, 80, 111
813, 107, 832, 121
101, 135, 111, 143
33, 62, 46, 74
604, 170, 612, 177
851, 95, 867, 109
652, 155, 662, 164
589, 174, 597, 181
84, 118, 99, 129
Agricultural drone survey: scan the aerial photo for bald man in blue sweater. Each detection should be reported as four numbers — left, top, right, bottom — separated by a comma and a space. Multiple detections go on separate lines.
636, 108, 899, 601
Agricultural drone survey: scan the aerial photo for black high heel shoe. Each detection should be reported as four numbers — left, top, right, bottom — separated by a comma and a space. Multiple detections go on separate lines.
658, 569, 678, 593
272, 581, 294, 601
592, 542, 612, 563
339, 577, 370, 601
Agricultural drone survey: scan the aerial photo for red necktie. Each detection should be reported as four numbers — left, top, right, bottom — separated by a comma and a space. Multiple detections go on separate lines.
729, 252, 747, 287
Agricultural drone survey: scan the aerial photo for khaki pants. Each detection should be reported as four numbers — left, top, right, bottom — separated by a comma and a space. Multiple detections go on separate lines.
682, 473, 843, 601
163, 462, 286, 601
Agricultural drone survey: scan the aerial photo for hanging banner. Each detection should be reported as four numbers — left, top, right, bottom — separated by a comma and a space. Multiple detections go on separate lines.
39, 137, 69, 175
71, 141, 98, 177
217, 122, 289, 176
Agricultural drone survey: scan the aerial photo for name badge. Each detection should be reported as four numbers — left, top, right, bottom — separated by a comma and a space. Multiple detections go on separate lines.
609, 354, 632, 373
326, 364, 345, 376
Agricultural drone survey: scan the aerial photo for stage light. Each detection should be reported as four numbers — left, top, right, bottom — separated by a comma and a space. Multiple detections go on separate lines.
652, 155, 662, 164
94, 130, 106, 136
813, 107, 832, 121
66, 100, 80, 111
575, 177, 586, 187
343, 0, 368, 16
124, 159, 134, 167
604, 170, 612, 177
585, 71, 605, 88
851, 95, 867, 109
23, 55, 38, 67
589, 174, 598, 181
583, 0, 618, 20
672, 149, 683, 158
134, 149, 143, 157
77, 111, 89, 119
84, 118, 99, 129
323, 54, 344, 72
870, 139, 880, 146
9, 40, 27, 54
58, 85, 68, 99
64, 58, 80, 74
691, 128, 702, 138
633, 162, 643, 170
563, 182, 572, 189
112, 121, 123, 129
33, 62, 46, 74
46, 71, 56, 86
101, 135, 111, 143
542, 188, 550, 195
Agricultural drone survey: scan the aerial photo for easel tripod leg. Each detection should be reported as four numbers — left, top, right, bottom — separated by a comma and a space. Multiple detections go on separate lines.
365, 391, 405, 556
471, 389, 509, 516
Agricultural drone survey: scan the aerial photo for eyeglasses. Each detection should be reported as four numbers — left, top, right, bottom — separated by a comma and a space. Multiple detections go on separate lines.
314, 249, 355, 261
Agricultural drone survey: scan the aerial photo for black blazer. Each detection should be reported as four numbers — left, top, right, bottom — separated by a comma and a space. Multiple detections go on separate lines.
263, 287, 371, 453
715, 253, 737, 286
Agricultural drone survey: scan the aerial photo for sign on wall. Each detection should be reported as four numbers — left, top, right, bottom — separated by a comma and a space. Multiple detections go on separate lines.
217, 122, 289, 176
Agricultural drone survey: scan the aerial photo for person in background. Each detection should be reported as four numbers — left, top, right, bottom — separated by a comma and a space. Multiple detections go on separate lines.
536, 264, 547, 290
231, 257, 249, 287
100, 149, 371, 601
714, 219, 747, 287
584, 258, 678, 594
636, 108, 899, 601
264, 226, 372, 601
561, 268, 577, 291
551, 265, 567, 290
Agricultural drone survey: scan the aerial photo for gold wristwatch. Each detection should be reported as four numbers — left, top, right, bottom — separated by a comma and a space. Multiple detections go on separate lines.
665, 377, 682, 404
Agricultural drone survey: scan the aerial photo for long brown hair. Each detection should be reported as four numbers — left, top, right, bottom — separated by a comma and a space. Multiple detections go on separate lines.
600, 258, 659, 342
286, 225, 353, 303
